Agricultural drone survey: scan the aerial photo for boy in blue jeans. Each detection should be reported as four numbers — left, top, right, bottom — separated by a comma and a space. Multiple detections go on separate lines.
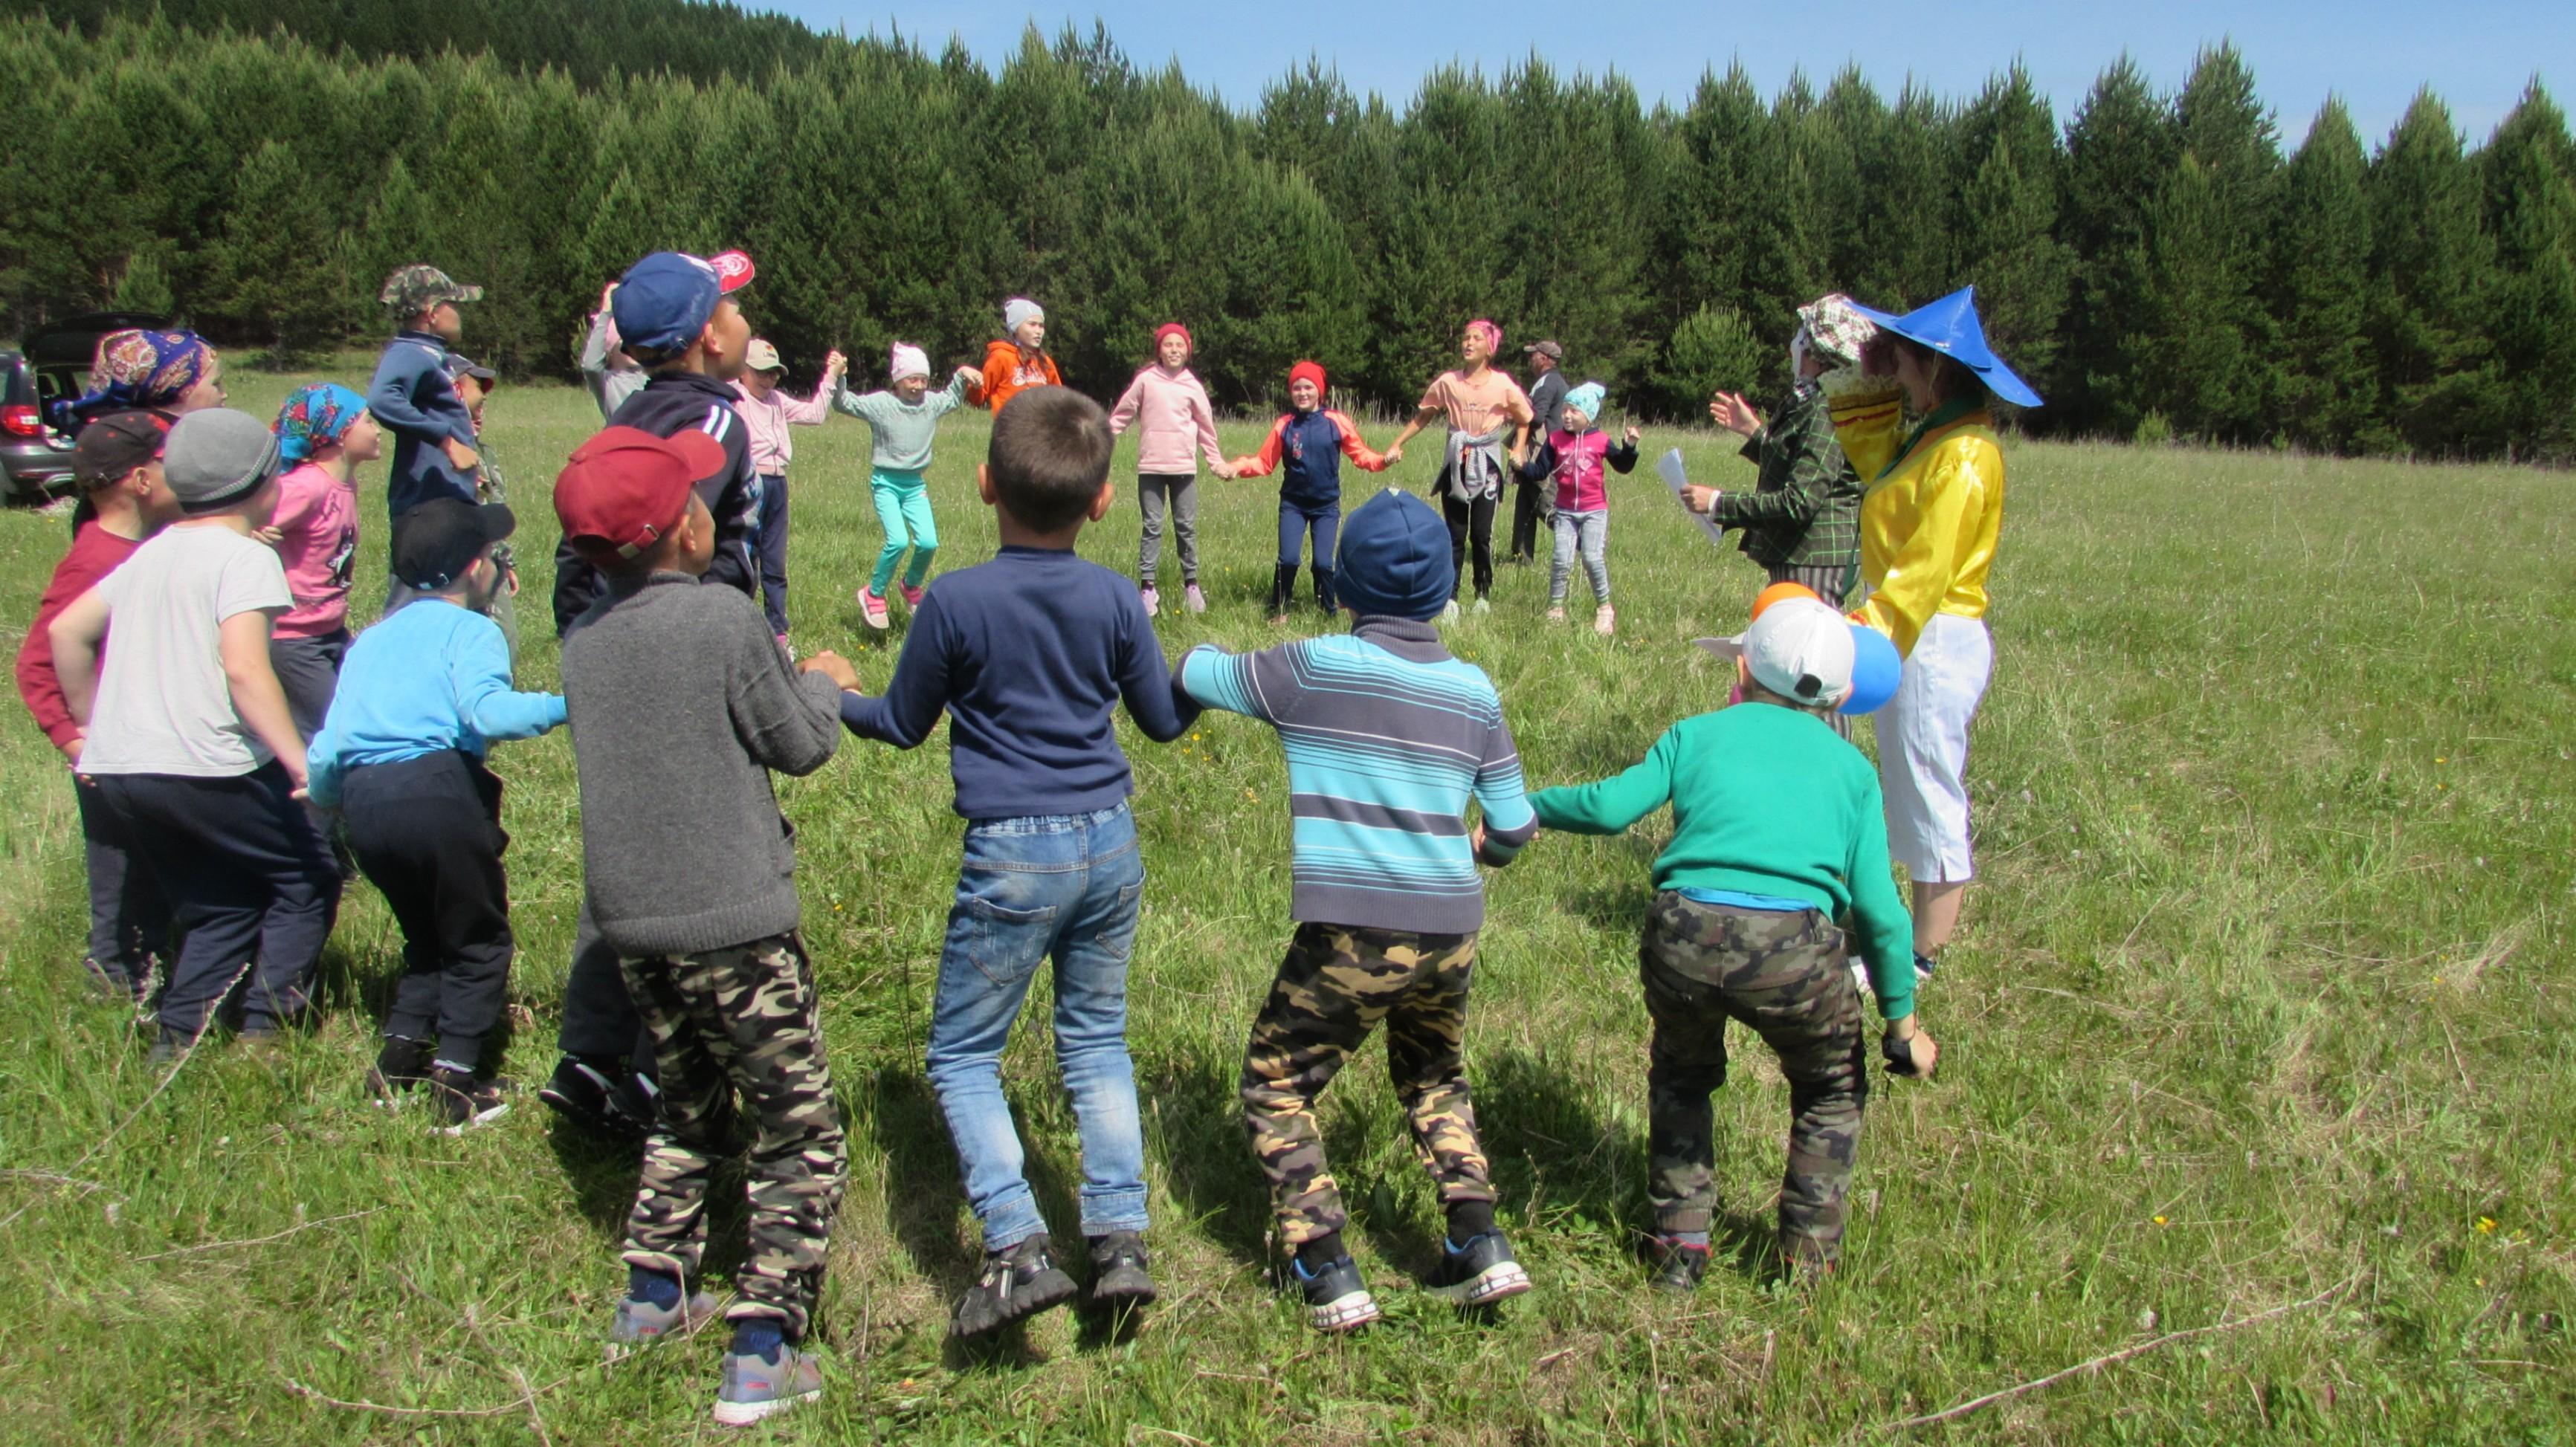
830, 386, 1198, 1336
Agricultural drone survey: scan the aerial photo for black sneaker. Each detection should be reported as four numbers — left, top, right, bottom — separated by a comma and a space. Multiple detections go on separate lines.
952, 1234, 1077, 1337
538, 1056, 655, 1139
1647, 1234, 1711, 1293
367, 1037, 433, 1105
1087, 1231, 1157, 1307
1288, 1253, 1379, 1333
1427, 1230, 1532, 1307
427, 1064, 511, 1132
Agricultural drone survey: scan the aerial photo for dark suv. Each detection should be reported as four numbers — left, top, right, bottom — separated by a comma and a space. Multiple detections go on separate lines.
3, 312, 170, 504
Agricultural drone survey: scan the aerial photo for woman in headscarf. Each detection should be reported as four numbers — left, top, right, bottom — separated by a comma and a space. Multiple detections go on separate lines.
50, 328, 226, 434
1826, 285, 2038, 988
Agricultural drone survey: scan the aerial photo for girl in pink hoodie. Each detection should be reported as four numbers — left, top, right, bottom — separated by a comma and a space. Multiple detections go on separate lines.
1108, 323, 1234, 615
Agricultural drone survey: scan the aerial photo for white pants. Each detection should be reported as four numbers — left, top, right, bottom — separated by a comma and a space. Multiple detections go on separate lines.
1875, 612, 1992, 882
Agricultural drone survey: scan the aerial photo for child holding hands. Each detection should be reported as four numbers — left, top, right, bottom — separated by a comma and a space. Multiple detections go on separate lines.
1514, 381, 1636, 635
1225, 360, 1384, 624
1107, 323, 1232, 615
833, 343, 981, 629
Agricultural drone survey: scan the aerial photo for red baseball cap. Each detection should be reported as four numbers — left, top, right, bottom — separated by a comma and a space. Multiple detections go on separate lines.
554, 426, 725, 564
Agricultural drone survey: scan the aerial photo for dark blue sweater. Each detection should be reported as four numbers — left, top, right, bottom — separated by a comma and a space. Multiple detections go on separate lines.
840, 547, 1200, 818
367, 331, 478, 519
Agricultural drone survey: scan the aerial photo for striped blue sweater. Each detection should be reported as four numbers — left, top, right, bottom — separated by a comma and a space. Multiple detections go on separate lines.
1178, 618, 1537, 934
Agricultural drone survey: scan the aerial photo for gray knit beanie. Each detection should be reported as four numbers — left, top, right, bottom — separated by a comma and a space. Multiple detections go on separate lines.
164, 408, 282, 512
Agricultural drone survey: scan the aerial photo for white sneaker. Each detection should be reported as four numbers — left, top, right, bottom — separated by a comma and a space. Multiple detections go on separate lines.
1546, 605, 1566, 622
1471, 597, 1491, 617
1594, 605, 1615, 636
1140, 586, 1161, 618
1439, 600, 1460, 625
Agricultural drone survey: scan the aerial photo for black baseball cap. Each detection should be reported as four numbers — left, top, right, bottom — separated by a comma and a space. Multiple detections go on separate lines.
444, 354, 498, 386
73, 411, 170, 488
391, 499, 515, 590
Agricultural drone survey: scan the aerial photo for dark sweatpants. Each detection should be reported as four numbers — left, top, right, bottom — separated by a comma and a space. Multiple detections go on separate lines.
560, 904, 656, 1075
1508, 476, 1552, 561
72, 774, 172, 999
96, 763, 340, 1046
1442, 491, 1497, 603
270, 631, 348, 741
755, 472, 790, 637
340, 751, 515, 1070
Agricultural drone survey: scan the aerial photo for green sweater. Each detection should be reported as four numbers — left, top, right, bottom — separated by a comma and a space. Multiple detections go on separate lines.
1529, 701, 1916, 1019
833, 372, 971, 473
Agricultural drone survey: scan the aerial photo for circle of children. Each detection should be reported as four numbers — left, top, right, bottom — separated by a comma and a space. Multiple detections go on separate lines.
24, 242, 2029, 1425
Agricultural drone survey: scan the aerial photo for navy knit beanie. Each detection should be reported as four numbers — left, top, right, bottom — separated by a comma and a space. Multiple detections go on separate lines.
1335, 488, 1454, 621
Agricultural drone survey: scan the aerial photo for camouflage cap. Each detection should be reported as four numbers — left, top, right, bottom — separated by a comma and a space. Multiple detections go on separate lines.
380, 264, 484, 317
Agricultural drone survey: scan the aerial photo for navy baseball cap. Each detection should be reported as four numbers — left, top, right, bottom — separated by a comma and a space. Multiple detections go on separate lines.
609, 250, 756, 357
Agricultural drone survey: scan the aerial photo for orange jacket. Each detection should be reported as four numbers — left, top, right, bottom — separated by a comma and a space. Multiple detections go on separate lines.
968, 339, 1062, 413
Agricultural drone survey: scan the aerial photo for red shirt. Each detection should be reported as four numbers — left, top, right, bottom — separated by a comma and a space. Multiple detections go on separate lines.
16, 522, 140, 752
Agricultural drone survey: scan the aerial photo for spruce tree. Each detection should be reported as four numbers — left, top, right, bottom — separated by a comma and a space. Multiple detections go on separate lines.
2163, 42, 2282, 438
1952, 66, 2069, 395
2481, 82, 2576, 461
2369, 90, 2499, 455
2057, 57, 2174, 436
2270, 100, 2377, 452
208, 138, 340, 362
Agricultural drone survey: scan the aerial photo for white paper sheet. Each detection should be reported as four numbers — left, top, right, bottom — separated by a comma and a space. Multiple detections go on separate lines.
1658, 447, 1731, 548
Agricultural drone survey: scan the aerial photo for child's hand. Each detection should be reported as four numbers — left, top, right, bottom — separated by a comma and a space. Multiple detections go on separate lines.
1624, 424, 1642, 445
801, 650, 861, 691
444, 438, 481, 473
1882, 1019, 1938, 1079
1210, 460, 1235, 480
955, 366, 984, 390
253, 524, 285, 547
1470, 823, 1487, 856
1383, 441, 1405, 466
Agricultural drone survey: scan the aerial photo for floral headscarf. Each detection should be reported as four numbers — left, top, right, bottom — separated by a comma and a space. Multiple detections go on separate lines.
51, 328, 215, 433
273, 383, 367, 465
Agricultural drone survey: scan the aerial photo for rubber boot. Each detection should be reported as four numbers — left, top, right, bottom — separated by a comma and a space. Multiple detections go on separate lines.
1312, 566, 1337, 617
1268, 564, 1298, 621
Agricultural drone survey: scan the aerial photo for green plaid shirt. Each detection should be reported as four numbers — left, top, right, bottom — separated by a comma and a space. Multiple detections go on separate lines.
1713, 381, 1862, 574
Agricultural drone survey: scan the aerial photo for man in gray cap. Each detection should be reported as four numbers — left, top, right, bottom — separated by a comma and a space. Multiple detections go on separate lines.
48, 408, 343, 1061
369, 264, 486, 524
1510, 340, 1568, 564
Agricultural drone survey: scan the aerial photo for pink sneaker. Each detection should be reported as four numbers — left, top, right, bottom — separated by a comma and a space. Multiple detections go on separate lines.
1184, 583, 1207, 614
1139, 585, 1160, 618
857, 586, 890, 630
900, 582, 926, 609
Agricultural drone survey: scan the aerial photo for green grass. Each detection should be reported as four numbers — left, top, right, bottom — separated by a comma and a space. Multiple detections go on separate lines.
0, 371, 2568, 1444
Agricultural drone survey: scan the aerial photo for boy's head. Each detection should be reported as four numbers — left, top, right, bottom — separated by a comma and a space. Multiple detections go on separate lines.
890, 343, 932, 404
274, 383, 381, 467
1154, 323, 1191, 371
555, 425, 726, 580
164, 407, 284, 525
741, 338, 784, 398
1004, 297, 1045, 352
381, 264, 480, 343
611, 250, 757, 379
1334, 488, 1455, 621
73, 411, 178, 525
1288, 360, 1326, 414
390, 498, 517, 612
1561, 381, 1605, 434
445, 356, 497, 418
1523, 339, 1562, 374
1695, 598, 1855, 714
982, 387, 1112, 535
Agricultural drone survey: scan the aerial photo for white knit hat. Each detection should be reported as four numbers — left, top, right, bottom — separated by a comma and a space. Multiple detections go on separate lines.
1003, 298, 1044, 335
888, 343, 929, 382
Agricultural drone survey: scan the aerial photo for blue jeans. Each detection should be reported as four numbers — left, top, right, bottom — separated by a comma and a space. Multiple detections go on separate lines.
927, 803, 1149, 1249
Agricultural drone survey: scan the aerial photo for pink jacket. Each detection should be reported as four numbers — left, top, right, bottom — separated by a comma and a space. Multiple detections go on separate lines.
271, 462, 358, 639
732, 379, 833, 475
1107, 366, 1224, 476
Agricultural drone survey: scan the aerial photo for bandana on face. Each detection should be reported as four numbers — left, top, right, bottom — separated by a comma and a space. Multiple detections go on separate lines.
274, 383, 368, 464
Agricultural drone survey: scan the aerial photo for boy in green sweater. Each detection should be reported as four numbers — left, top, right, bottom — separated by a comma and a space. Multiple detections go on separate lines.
1527, 598, 1937, 1289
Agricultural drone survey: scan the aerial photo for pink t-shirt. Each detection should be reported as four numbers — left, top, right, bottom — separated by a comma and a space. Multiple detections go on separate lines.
1418, 368, 1534, 438
270, 462, 358, 639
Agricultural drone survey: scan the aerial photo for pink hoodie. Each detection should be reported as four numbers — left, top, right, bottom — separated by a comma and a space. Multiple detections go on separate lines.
1107, 366, 1225, 476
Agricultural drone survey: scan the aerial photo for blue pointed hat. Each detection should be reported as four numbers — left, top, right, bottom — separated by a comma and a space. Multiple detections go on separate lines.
1848, 285, 2042, 409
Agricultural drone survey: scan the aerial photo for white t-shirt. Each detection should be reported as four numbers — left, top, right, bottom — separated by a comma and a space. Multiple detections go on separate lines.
77, 525, 291, 778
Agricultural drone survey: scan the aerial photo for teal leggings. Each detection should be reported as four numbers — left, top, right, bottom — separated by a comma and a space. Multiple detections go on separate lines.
869, 468, 939, 595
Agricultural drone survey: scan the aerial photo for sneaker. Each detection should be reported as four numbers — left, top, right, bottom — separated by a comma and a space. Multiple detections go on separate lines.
1140, 585, 1161, 618
856, 586, 890, 630
1914, 952, 1938, 986
1289, 1253, 1380, 1333
1426, 1229, 1531, 1307
1088, 1230, 1157, 1307
538, 1057, 654, 1139
713, 1342, 823, 1426
1439, 599, 1460, 626
774, 632, 792, 654
1471, 596, 1491, 617
900, 582, 926, 609
1647, 1234, 1711, 1293
367, 1037, 433, 1105
1545, 605, 1566, 623
952, 1234, 1078, 1337
1594, 605, 1615, 636
427, 1064, 510, 1132
1184, 583, 1207, 614
607, 1286, 719, 1362
79, 956, 129, 1000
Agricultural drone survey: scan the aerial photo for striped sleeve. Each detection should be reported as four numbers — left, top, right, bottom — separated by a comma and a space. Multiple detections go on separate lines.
1471, 687, 1537, 864
1177, 641, 1283, 725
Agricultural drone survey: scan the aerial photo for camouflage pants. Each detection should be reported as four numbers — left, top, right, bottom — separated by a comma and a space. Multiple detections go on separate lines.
619, 931, 847, 1339
1639, 893, 1869, 1265
1239, 923, 1494, 1245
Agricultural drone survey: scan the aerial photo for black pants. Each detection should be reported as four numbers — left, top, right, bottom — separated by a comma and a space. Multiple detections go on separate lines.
755, 472, 790, 636
270, 631, 348, 741
73, 773, 171, 997
340, 751, 515, 1069
1442, 491, 1498, 603
96, 763, 340, 1045
1508, 478, 1552, 561
559, 902, 656, 1075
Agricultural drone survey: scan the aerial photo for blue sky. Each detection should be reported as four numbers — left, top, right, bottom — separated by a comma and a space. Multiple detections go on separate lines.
752, 0, 2562, 149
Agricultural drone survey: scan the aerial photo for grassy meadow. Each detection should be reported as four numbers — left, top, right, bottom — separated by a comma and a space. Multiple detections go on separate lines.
0, 367, 2568, 1444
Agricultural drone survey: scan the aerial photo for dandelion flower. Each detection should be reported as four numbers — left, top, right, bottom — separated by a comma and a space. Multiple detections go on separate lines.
2476, 1216, 2497, 1234
2151, 1215, 2168, 1226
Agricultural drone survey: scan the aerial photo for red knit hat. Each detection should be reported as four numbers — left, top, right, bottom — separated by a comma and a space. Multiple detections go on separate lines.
554, 425, 724, 564
1154, 322, 1192, 355
1288, 360, 1327, 397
